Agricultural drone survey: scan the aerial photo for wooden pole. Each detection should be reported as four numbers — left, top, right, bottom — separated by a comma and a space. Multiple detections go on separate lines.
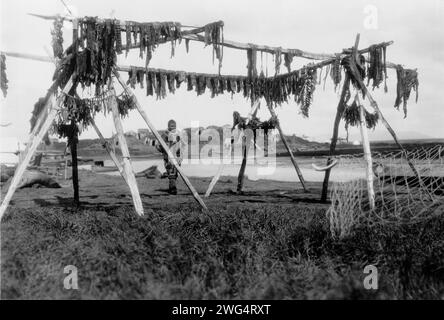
107, 88, 144, 216
2, 40, 398, 80
357, 98, 375, 210
321, 74, 351, 202
90, 119, 126, 180
267, 104, 308, 192
113, 70, 208, 211
237, 135, 249, 193
205, 141, 232, 198
350, 36, 375, 210
0, 51, 53, 63
205, 156, 226, 197
27, 13, 396, 63
69, 121, 80, 206
0, 77, 74, 220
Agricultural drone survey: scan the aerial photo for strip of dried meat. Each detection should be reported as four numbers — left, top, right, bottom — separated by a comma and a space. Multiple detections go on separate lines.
342, 54, 366, 92
394, 65, 419, 118
220, 77, 227, 93
167, 72, 176, 94
1, 53, 8, 97
175, 71, 186, 88
330, 55, 342, 91
146, 71, 154, 96
115, 21, 122, 54
152, 72, 159, 97
126, 21, 132, 56
196, 75, 206, 96
296, 68, 317, 117
187, 74, 194, 91
367, 45, 387, 90
127, 67, 137, 89
136, 70, 144, 89
204, 22, 224, 73
51, 17, 64, 59
274, 48, 282, 76
160, 73, 167, 99
284, 52, 294, 73
343, 100, 379, 135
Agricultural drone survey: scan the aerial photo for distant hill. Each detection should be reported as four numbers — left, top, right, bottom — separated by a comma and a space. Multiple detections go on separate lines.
47, 125, 327, 158
43, 126, 443, 159
348, 130, 436, 142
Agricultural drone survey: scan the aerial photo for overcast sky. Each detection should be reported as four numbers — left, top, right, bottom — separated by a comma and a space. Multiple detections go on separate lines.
1, 0, 443, 144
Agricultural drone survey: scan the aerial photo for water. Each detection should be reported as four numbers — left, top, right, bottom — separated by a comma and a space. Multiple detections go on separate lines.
97, 157, 367, 182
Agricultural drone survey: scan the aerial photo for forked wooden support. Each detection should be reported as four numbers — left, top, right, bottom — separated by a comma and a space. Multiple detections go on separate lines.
205, 102, 260, 198
0, 77, 75, 220
320, 34, 361, 202
267, 105, 308, 192
344, 36, 433, 201
107, 87, 144, 216
113, 70, 208, 211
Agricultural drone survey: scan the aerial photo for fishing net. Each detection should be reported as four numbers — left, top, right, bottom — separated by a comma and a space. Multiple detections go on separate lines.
326, 144, 444, 235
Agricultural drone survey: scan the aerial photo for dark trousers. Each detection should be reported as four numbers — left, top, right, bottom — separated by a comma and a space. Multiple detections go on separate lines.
164, 156, 181, 191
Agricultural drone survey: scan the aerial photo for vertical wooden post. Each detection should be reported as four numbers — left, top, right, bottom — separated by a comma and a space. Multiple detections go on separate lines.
64, 157, 68, 180
358, 100, 375, 210
69, 121, 80, 206
321, 75, 351, 202
237, 135, 249, 193
64, 143, 69, 180
107, 88, 144, 216
0, 77, 74, 220
267, 105, 308, 192
113, 70, 208, 211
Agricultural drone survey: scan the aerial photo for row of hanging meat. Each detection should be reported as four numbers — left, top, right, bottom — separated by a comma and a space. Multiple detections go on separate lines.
126, 66, 318, 117
53, 18, 225, 94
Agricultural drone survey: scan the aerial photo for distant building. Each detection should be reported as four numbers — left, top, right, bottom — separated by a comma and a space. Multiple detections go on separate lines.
336, 137, 350, 145
49, 137, 59, 144
125, 130, 138, 138
137, 129, 150, 137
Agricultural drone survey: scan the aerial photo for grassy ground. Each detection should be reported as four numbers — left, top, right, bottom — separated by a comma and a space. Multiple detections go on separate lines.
1, 172, 443, 299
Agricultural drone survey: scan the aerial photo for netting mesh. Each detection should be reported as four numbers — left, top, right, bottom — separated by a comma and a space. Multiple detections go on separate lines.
327, 145, 444, 237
